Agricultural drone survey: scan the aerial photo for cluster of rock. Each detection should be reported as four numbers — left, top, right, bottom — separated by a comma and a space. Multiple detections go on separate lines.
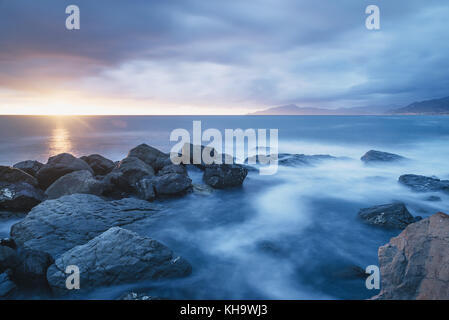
0, 143, 251, 298
358, 203, 421, 229
0, 143, 250, 214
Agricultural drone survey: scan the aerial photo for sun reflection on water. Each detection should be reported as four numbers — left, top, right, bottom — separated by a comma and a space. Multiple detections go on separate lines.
49, 127, 73, 157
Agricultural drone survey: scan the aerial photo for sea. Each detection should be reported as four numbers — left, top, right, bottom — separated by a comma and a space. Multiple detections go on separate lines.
1, 115, 449, 300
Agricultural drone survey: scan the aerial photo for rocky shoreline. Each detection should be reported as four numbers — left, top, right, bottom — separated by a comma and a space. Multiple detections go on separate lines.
1, 147, 448, 299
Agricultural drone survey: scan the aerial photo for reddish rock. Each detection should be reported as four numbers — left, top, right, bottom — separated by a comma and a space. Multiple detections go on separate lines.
373, 212, 449, 300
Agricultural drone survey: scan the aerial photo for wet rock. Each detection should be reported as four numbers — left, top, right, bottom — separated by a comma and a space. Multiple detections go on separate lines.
361, 150, 405, 163
13, 161, 44, 178
152, 173, 192, 197
128, 144, 169, 171
426, 195, 442, 202
46, 227, 192, 295
13, 248, 53, 287
10, 194, 161, 258
0, 270, 17, 298
0, 238, 16, 250
0, 181, 46, 211
0, 245, 19, 273
36, 153, 93, 189
203, 164, 248, 189
245, 153, 338, 167
157, 164, 187, 176
399, 174, 449, 193
80, 154, 115, 176
373, 212, 449, 300
180, 143, 218, 169
118, 291, 161, 300
45, 170, 104, 200
135, 178, 156, 201
358, 203, 415, 229
0, 166, 38, 186
115, 156, 155, 185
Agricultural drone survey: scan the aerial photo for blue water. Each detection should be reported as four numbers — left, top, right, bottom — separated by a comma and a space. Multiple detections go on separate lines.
1, 115, 449, 299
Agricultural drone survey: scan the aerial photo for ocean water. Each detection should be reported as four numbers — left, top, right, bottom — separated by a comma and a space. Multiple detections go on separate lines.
1, 115, 449, 300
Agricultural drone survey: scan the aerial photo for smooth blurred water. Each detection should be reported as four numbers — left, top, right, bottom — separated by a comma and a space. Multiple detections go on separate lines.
1, 115, 449, 300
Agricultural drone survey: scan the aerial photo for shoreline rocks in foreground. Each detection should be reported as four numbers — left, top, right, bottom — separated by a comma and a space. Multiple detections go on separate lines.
47, 227, 191, 296
373, 212, 449, 300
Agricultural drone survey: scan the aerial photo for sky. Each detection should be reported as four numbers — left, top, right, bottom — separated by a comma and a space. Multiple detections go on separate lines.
0, 0, 448, 115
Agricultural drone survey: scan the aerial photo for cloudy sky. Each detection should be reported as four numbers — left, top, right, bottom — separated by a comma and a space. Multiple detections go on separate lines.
0, 0, 448, 114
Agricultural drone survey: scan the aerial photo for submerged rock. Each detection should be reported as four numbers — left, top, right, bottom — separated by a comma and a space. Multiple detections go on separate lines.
46, 227, 192, 295
203, 164, 248, 189
399, 174, 449, 193
361, 150, 405, 163
358, 203, 416, 229
0, 245, 19, 273
10, 194, 161, 258
118, 291, 161, 300
45, 170, 104, 199
245, 153, 338, 167
80, 154, 115, 176
373, 212, 449, 300
36, 153, 93, 189
13, 161, 44, 178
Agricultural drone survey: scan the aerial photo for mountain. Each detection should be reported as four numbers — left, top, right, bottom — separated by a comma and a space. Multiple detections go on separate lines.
390, 96, 449, 115
247, 104, 391, 115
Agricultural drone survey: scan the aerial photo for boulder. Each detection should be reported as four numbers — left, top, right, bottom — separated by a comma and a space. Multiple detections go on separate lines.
0, 270, 16, 298
358, 203, 416, 229
115, 156, 155, 186
36, 153, 93, 189
0, 181, 46, 211
0, 166, 38, 186
361, 150, 405, 163
135, 178, 156, 201
80, 154, 115, 176
45, 170, 104, 200
203, 164, 248, 189
373, 212, 449, 300
118, 291, 160, 300
10, 194, 160, 258
181, 143, 217, 169
152, 173, 192, 197
128, 144, 169, 171
46, 227, 192, 295
399, 174, 449, 193
13, 161, 44, 178
13, 248, 54, 287
0, 245, 19, 273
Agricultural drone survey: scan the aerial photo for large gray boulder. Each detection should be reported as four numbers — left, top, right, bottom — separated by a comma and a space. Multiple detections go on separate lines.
45, 170, 104, 200
36, 153, 93, 189
0, 181, 46, 211
46, 227, 192, 295
128, 144, 169, 171
12, 248, 54, 287
13, 161, 44, 178
80, 154, 115, 176
152, 173, 192, 197
10, 194, 161, 258
361, 150, 405, 163
399, 174, 449, 193
203, 164, 248, 189
373, 212, 449, 300
358, 203, 416, 229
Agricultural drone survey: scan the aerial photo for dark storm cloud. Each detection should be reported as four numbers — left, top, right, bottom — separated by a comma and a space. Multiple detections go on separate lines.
0, 0, 448, 109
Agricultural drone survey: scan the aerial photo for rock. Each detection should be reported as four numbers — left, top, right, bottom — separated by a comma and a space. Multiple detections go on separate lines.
0, 181, 46, 211
426, 195, 442, 202
358, 203, 415, 229
399, 174, 449, 193
80, 154, 115, 176
118, 291, 161, 300
152, 173, 192, 197
46, 227, 192, 295
13, 161, 44, 178
361, 150, 405, 163
36, 153, 93, 189
128, 144, 168, 171
203, 164, 248, 189
181, 143, 218, 169
0, 270, 17, 298
0, 238, 16, 250
0, 166, 38, 186
45, 170, 104, 200
157, 164, 187, 176
10, 194, 160, 258
13, 248, 54, 287
135, 178, 156, 201
115, 156, 155, 186
373, 212, 449, 300
0, 245, 19, 273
